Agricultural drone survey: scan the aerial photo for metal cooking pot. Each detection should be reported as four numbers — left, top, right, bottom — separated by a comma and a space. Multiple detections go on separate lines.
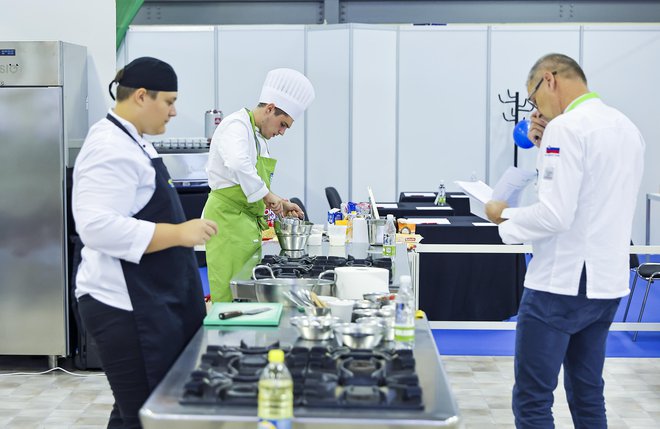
251, 265, 336, 307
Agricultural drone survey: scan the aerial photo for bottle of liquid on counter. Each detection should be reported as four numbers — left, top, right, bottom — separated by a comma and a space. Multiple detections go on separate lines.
258, 349, 293, 429
383, 214, 397, 257
434, 180, 447, 206
394, 275, 415, 350
346, 210, 357, 243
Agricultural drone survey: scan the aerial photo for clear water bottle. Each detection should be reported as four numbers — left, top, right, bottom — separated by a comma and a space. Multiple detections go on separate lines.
258, 349, 293, 429
383, 214, 397, 257
394, 275, 415, 350
434, 180, 447, 206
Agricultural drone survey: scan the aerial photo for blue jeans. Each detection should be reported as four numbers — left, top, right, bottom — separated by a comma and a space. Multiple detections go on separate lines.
513, 275, 620, 429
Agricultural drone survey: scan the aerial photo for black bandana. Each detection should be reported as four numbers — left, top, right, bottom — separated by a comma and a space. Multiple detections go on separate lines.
108, 57, 177, 100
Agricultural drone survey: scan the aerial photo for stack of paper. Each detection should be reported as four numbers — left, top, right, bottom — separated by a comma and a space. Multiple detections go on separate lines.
456, 166, 536, 221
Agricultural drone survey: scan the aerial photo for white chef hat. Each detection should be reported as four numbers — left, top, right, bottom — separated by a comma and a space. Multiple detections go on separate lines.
259, 68, 315, 121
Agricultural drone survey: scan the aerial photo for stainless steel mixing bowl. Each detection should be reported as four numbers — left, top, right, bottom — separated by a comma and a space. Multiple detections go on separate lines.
332, 322, 384, 349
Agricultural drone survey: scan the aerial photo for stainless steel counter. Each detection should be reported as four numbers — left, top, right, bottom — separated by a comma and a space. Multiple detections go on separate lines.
230, 241, 411, 302
139, 310, 461, 428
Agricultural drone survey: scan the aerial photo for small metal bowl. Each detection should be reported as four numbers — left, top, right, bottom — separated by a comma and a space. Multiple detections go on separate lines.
304, 307, 332, 317
276, 232, 311, 251
376, 306, 395, 318
351, 308, 379, 322
333, 322, 384, 349
363, 292, 395, 305
353, 300, 380, 310
290, 316, 341, 341
356, 316, 394, 342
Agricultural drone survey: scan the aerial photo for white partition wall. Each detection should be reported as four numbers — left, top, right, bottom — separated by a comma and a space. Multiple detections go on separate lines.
583, 25, 660, 244
217, 26, 307, 202
489, 25, 580, 189
351, 26, 398, 203
118, 23, 660, 244
121, 26, 216, 139
306, 26, 351, 224
398, 25, 488, 193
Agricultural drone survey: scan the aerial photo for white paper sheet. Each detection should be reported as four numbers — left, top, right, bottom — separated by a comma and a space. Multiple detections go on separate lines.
454, 180, 493, 204
376, 203, 398, 209
416, 206, 452, 210
401, 218, 450, 225
492, 166, 537, 208
368, 186, 380, 219
456, 168, 536, 220
454, 180, 492, 220
473, 222, 497, 227
403, 192, 435, 197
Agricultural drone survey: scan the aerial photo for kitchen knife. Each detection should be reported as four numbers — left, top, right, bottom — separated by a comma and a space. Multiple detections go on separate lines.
218, 307, 272, 320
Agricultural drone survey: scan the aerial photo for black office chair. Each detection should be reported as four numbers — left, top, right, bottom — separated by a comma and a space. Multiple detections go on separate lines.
289, 197, 309, 221
325, 187, 342, 210
623, 248, 660, 341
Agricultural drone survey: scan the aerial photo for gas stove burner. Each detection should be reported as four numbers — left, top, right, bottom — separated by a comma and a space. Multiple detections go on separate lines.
341, 385, 384, 405
344, 357, 381, 376
181, 344, 423, 410
227, 355, 267, 382
238, 340, 281, 354
273, 270, 304, 279
347, 258, 372, 267
224, 384, 258, 401
338, 356, 386, 386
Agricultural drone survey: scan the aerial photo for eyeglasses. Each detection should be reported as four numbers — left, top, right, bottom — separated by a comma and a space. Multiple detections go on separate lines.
527, 70, 557, 110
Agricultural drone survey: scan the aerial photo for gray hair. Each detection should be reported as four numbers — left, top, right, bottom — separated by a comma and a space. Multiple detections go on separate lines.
527, 53, 587, 86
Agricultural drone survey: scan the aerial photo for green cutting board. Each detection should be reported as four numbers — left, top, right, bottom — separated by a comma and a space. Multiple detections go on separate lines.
204, 302, 283, 326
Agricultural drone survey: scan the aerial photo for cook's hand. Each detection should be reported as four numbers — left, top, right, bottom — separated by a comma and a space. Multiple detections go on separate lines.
264, 192, 284, 215
485, 200, 508, 225
528, 110, 548, 147
283, 201, 304, 219
179, 219, 218, 247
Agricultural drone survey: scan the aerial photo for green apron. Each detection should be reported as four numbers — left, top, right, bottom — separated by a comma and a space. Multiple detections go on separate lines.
204, 109, 277, 302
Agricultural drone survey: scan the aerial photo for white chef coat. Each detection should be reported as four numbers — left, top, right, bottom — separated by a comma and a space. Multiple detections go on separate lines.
72, 109, 158, 311
206, 109, 270, 202
499, 96, 645, 298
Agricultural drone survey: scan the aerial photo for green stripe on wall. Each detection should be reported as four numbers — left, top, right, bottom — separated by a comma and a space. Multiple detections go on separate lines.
116, 0, 144, 50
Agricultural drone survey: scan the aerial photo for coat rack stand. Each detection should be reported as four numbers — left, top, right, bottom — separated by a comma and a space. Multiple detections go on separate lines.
498, 90, 534, 167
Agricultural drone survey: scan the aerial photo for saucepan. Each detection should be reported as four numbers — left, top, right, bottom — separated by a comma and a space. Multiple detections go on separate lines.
252, 265, 337, 307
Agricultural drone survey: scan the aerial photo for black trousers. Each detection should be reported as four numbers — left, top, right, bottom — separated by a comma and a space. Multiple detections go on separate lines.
77, 294, 151, 429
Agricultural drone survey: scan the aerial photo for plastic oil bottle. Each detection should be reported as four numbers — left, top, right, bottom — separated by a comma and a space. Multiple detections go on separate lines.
394, 275, 415, 350
258, 349, 293, 429
383, 214, 397, 257
434, 180, 447, 206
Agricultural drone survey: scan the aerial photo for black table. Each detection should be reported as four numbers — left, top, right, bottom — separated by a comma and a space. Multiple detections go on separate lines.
395, 192, 472, 216
376, 201, 455, 218
416, 216, 526, 321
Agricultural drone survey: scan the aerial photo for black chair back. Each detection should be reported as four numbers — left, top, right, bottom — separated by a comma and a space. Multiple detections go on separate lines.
290, 197, 309, 221
325, 187, 342, 210
630, 240, 640, 269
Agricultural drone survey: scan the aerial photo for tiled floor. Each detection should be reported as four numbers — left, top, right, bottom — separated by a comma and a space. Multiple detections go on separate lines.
443, 356, 660, 429
1, 355, 659, 428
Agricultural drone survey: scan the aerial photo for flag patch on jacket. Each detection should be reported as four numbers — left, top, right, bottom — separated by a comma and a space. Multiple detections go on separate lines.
546, 146, 560, 154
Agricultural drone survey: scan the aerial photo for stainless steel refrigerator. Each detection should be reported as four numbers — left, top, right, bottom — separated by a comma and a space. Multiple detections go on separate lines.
0, 41, 87, 363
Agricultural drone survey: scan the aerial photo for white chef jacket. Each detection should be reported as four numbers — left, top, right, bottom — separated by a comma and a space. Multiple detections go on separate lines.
206, 109, 270, 202
499, 96, 645, 298
72, 109, 158, 311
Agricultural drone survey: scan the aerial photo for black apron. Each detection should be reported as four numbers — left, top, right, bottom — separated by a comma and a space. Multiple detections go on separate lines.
107, 114, 205, 390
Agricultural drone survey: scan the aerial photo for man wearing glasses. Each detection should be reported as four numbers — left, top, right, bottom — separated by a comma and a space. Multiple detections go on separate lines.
486, 53, 645, 428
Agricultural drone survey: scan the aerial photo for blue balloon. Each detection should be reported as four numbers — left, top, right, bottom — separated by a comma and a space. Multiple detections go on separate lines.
513, 119, 535, 149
